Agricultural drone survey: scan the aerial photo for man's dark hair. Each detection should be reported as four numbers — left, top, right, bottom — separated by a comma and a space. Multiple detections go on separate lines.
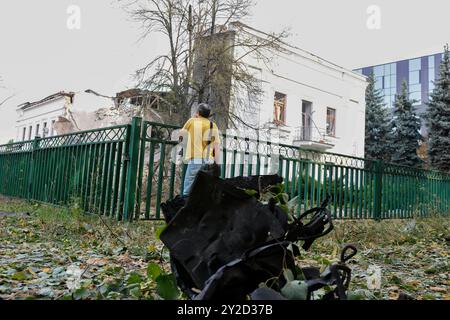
197, 103, 211, 118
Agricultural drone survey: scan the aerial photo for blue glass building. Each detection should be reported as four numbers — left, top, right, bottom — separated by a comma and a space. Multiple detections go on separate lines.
354, 52, 444, 133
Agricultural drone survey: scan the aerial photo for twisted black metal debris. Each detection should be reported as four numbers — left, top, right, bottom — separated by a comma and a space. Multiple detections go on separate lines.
160, 170, 357, 301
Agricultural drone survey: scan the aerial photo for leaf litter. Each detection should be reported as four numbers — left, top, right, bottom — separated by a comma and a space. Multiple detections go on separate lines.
0, 196, 448, 300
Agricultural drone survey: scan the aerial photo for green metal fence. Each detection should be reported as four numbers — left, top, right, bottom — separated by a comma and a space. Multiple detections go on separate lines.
0, 124, 132, 220
1, 117, 449, 221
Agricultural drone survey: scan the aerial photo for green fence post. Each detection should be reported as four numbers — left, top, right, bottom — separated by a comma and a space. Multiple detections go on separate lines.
27, 136, 41, 201
373, 160, 383, 221
123, 117, 142, 222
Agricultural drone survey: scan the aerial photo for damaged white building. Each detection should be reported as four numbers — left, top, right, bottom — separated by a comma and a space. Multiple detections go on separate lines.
195, 22, 369, 158
15, 89, 172, 141
15, 91, 113, 141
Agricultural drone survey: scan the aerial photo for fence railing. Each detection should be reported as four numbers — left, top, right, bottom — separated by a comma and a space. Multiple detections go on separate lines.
0, 125, 131, 220
1, 117, 449, 221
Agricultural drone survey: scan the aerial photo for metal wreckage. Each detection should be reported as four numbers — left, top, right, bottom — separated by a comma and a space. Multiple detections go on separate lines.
160, 169, 358, 301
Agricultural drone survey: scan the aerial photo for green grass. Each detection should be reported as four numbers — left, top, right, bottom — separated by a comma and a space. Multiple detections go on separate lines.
0, 196, 166, 257
1, 195, 448, 300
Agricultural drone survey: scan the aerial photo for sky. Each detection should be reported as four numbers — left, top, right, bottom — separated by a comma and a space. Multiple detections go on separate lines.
0, 0, 449, 143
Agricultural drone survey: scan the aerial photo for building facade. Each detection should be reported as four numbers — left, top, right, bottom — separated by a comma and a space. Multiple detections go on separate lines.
15, 89, 178, 142
201, 22, 369, 158
15, 91, 116, 142
16, 92, 74, 142
354, 52, 444, 134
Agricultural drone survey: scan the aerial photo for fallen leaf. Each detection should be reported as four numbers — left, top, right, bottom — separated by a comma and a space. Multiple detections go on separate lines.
429, 287, 447, 293
86, 258, 108, 266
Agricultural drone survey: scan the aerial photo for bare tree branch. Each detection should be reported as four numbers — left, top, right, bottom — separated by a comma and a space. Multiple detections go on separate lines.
119, 0, 289, 131
0, 94, 15, 108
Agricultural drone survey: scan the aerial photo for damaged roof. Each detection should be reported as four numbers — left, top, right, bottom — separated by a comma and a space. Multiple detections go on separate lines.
17, 91, 75, 110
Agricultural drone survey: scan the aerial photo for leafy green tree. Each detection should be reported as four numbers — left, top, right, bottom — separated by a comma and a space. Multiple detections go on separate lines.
390, 81, 422, 167
364, 72, 392, 161
426, 45, 450, 172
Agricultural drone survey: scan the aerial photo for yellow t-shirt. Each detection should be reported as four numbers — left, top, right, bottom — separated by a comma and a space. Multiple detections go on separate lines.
181, 117, 220, 160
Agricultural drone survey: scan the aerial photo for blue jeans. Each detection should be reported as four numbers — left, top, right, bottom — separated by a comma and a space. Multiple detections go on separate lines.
183, 159, 208, 196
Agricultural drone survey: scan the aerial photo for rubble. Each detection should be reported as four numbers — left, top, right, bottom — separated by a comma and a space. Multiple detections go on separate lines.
160, 170, 359, 300
51, 89, 176, 136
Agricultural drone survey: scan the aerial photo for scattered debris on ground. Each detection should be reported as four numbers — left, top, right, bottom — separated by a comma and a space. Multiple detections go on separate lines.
161, 172, 351, 300
0, 194, 448, 300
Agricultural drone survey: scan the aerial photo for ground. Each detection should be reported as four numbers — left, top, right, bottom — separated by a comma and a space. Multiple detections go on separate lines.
0, 196, 448, 300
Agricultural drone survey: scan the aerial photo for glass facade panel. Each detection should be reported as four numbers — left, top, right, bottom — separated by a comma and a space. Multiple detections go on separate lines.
409, 91, 421, 102
409, 58, 421, 71
409, 59, 422, 105
374, 65, 384, 76
428, 56, 435, 69
428, 55, 436, 93
390, 75, 396, 86
370, 62, 397, 108
384, 76, 391, 88
409, 71, 420, 84
429, 82, 435, 93
390, 95, 396, 106
391, 63, 397, 75
409, 83, 421, 93
375, 77, 383, 90
384, 64, 391, 75
355, 52, 445, 110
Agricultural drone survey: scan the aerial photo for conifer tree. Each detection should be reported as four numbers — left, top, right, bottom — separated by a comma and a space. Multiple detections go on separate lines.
390, 81, 422, 167
426, 45, 450, 172
364, 73, 392, 161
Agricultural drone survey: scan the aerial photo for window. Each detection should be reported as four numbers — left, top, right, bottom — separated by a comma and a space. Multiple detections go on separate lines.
28, 126, 32, 140
390, 63, 397, 74
409, 71, 420, 84
409, 84, 421, 93
374, 65, 384, 77
326, 108, 336, 137
409, 92, 421, 102
375, 77, 383, 90
372, 63, 397, 108
409, 58, 422, 105
51, 120, 56, 136
428, 55, 436, 93
409, 58, 421, 71
35, 124, 40, 137
43, 122, 47, 138
273, 92, 287, 125
22, 127, 26, 141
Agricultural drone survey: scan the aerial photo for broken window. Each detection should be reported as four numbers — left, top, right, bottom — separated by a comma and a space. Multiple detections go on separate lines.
51, 120, 56, 136
273, 92, 287, 125
326, 108, 336, 137
130, 96, 143, 106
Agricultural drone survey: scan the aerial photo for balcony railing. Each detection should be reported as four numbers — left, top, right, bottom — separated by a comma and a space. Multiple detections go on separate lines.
292, 126, 334, 151
293, 126, 329, 142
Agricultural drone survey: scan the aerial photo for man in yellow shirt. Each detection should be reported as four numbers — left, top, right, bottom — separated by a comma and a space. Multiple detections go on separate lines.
180, 103, 221, 196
